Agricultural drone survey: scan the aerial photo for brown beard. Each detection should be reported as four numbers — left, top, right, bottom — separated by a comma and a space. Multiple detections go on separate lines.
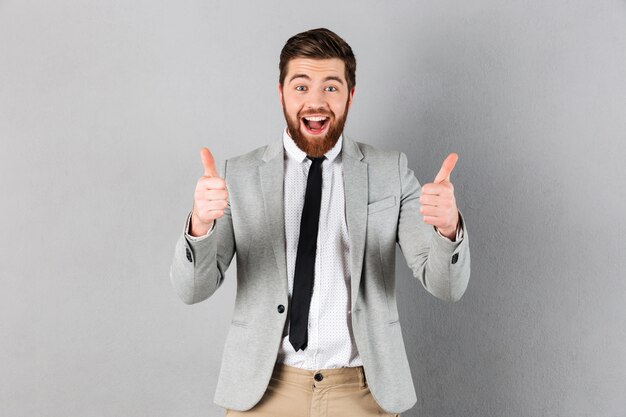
282, 98, 350, 157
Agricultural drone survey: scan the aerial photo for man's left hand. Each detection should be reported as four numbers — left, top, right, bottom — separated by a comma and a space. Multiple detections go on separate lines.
419, 153, 460, 240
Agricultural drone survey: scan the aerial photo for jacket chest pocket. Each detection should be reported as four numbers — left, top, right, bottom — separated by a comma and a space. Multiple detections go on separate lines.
366, 195, 398, 246
367, 196, 396, 216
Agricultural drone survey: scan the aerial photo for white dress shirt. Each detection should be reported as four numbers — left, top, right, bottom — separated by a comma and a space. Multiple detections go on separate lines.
276, 130, 362, 370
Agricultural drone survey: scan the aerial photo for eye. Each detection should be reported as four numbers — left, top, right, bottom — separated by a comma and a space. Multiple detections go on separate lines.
325, 86, 338, 92
295, 85, 307, 91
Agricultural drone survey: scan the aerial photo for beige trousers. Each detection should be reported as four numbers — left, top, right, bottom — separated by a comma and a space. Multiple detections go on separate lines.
225, 364, 400, 417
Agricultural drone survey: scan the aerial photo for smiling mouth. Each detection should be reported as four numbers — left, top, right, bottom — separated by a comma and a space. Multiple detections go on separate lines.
301, 116, 329, 135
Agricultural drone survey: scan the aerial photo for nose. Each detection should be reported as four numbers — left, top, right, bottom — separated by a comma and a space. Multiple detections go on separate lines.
305, 88, 326, 110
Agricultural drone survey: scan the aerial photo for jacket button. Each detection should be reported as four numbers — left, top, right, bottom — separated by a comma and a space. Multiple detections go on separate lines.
314, 373, 323, 382
185, 248, 193, 262
277, 305, 285, 314
451, 253, 458, 264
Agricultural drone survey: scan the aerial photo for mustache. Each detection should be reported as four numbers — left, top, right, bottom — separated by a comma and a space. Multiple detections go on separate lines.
298, 108, 334, 118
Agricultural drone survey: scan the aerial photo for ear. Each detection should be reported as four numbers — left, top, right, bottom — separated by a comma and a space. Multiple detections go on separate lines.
347, 87, 356, 108
278, 83, 284, 108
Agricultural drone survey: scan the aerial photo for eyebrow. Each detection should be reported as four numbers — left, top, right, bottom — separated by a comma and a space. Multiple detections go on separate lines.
288, 74, 345, 85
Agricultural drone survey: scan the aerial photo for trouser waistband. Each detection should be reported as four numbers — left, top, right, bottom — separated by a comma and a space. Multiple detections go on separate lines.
272, 363, 367, 387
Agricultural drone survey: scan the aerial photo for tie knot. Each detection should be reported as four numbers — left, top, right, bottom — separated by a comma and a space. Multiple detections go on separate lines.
307, 156, 325, 165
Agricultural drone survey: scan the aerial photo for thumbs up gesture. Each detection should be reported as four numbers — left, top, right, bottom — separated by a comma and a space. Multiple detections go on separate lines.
419, 153, 460, 240
190, 147, 229, 237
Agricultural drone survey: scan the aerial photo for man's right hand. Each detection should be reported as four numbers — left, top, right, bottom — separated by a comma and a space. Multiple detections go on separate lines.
190, 147, 229, 237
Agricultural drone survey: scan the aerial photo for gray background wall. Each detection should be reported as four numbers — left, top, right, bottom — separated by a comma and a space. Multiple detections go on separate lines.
1, 0, 625, 416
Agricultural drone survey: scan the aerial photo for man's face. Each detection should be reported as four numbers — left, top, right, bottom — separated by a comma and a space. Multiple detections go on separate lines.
279, 58, 355, 157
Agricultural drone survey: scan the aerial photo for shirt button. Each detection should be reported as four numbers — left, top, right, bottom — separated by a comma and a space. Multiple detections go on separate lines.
277, 304, 285, 314
314, 373, 323, 382
185, 248, 192, 262
451, 253, 459, 264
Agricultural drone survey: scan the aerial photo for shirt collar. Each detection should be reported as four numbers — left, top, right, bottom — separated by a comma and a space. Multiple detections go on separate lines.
282, 128, 343, 163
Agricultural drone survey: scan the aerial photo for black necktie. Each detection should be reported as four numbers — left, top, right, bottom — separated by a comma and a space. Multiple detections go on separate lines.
289, 156, 324, 352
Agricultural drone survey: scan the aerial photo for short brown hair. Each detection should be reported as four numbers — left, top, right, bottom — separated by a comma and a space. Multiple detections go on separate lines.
279, 28, 356, 91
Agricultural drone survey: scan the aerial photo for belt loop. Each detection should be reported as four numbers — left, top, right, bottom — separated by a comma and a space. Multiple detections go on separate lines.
358, 366, 367, 389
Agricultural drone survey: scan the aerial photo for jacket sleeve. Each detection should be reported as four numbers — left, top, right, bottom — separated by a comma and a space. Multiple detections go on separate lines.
396, 152, 470, 302
169, 160, 236, 304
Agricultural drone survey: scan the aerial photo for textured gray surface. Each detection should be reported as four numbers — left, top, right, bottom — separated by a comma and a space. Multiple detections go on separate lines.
1, 1, 625, 416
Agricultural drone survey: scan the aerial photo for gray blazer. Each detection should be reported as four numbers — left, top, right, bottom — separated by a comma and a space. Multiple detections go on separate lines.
170, 136, 470, 414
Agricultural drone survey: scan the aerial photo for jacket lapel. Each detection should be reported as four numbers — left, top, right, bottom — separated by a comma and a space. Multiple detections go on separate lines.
258, 135, 368, 308
258, 138, 289, 295
341, 136, 368, 310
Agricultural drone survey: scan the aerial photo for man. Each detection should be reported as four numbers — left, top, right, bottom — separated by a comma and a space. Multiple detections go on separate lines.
171, 28, 470, 416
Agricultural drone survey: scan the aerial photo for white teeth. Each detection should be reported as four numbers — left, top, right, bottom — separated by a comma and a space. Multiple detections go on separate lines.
304, 116, 327, 121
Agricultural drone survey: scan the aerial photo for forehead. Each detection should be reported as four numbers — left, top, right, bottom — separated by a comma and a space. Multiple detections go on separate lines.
285, 58, 346, 82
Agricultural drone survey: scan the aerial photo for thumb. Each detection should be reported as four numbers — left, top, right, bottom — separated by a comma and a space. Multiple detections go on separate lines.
434, 153, 458, 183
200, 147, 219, 177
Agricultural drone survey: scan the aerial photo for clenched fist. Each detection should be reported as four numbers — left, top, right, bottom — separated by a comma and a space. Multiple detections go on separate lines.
419, 153, 460, 241
190, 147, 229, 237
